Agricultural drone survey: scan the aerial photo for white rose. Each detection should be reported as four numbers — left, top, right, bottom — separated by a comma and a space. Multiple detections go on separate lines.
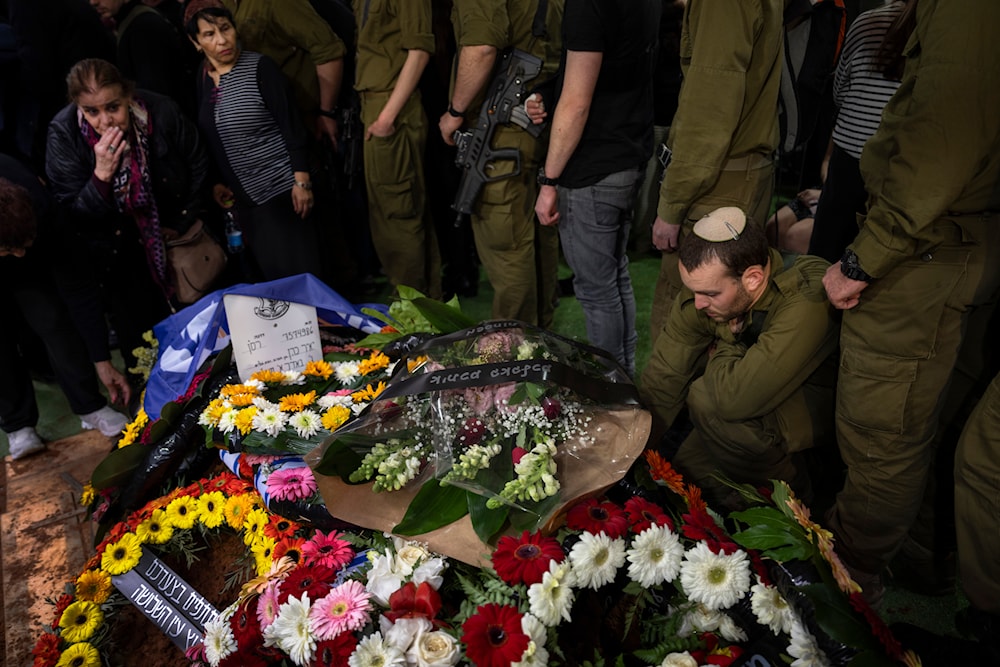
395, 541, 431, 574
406, 628, 461, 667
660, 651, 698, 667
384, 617, 432, 654
366, 551, 405, 606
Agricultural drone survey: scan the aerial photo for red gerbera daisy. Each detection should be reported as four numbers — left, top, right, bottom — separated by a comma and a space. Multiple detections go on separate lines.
301, 530, 355, 570
273, 536, 306, 564
264, 516, 299, 542
51, 593, 74, 627
565, 498, 628, 538
624, 497, 673, 533
312, 632, 359, 667
277, 564, 334, 605
461, 604, 530, 667
229, 598, 263, 649
491, 530, 564, 586
32, 632, 61, 665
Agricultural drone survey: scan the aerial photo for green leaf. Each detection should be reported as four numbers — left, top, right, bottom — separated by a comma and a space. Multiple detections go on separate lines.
90, 444, 151, 490
798, 582, 881, 651
763, 543, 816, 562
731, 523, 801, 551
146, 418, 172, 445
411, 297, 477, 333
770, 479, 797, 520
159, 399, 183, 424
354, 332, 403, 349
468, 492, 509, 544
507, 492, 562, 532
393, 480, 469, 535
311, 435, 367, 478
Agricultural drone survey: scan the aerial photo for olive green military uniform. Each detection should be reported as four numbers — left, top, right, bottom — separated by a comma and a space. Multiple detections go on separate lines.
649, 0, 783, 340
221, 0, 346, 116
955, 371, 1000, 615
641, 249, 839, 501
451, 0, 563, 327
827, 0, 1000, 581
355, 0, 441, 298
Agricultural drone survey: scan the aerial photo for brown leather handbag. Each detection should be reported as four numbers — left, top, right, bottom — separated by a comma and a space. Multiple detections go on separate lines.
164, 219, 227, 304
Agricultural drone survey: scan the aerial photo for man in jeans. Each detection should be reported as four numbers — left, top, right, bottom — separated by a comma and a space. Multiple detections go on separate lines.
533, 0, 661, 376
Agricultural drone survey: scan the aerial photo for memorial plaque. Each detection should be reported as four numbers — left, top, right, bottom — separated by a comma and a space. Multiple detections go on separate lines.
223, 294, 323, 381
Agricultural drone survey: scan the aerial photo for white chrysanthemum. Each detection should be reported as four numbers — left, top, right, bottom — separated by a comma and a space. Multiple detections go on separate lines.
627, 524, 684, 587
349, 630, 406, 667
203, 607, 237, 666
787, 617, 832, 667
718, 613, 748, 642
289, 410, 322, 438
568, 531, 626, 590
244, 378, 266, 391
252, 406, 288, 437
351, 402, 367, 415
659, 651, 698, 667
263, 593, 316, 666
335, 361, 361, 384
528, 560, 576, 627
677, 603, 722, 637
679, 542, 751, 610
252, 396, 280, 410
282, 370, 305, 385
750, 579, 796, 635
217, 409, 238, 434
317, 393, 352, 409
512, 613, 549, 667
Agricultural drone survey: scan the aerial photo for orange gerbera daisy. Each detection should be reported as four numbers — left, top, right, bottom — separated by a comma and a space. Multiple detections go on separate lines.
278, 391, 317, 413
304, 359, 334, 380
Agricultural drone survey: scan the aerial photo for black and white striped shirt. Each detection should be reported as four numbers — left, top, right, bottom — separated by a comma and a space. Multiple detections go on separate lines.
832, 1, 905, 160
198, 51, 309, 206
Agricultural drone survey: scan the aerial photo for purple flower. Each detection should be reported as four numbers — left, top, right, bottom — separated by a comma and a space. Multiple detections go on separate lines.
493, 382, 517, 413
464, 385, 496, 414
476, 331, 520, 363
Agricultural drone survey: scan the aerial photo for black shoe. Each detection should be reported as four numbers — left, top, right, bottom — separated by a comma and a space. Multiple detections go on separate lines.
888, 548, 956, 597
890, 622, 997, 666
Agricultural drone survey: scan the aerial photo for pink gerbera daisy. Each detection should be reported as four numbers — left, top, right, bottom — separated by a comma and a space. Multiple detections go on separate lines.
257, 581, 281, 630
309, 580, 372, 641
267, 467, 318, 501
301, 530, 355, 570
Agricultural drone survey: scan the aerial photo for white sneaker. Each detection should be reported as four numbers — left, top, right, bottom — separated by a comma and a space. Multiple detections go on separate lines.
8, 427, 46, 460
80, 406, 128, 438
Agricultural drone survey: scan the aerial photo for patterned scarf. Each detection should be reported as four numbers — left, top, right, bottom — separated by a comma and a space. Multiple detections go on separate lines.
79, 98, 172, 300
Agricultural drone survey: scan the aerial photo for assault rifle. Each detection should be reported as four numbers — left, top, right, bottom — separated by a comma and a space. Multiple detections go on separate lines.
338, 99, 364, 192
451, 48, 545, 227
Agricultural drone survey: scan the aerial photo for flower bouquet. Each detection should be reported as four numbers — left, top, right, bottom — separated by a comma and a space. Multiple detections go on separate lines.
306, 321, 650, 565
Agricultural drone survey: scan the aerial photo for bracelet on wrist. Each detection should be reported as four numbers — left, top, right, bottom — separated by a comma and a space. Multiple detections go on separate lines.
318, 108, 339, 119
447, 105, 465, 118
295, 180, 313, 191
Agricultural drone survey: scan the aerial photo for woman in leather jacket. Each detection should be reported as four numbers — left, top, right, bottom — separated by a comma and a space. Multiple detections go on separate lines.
44, 58, 210, 370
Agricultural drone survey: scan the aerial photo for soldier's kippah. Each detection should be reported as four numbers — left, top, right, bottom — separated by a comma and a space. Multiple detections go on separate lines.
692, 207, 747, 242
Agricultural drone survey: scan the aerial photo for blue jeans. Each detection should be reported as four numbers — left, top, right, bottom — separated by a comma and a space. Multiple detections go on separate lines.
557, 168, 642, 375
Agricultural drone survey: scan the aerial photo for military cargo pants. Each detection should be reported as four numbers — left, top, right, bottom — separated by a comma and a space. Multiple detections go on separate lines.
828, 214, 1000, 577
362, 91, 442, 298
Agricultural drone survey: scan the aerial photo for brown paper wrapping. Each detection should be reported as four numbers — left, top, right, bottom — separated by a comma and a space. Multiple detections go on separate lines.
305, 407, 651, 568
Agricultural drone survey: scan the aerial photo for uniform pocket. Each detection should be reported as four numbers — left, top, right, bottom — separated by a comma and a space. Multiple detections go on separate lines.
838, 346, 918, 434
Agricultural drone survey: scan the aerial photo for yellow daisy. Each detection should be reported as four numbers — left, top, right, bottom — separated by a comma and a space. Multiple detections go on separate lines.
220, 383, 262, 398
75, 569, 113, 604
352, 381, 386, 403
166, 495, 200, 530
224, 494, 254, 530
303, 359, 334, 380
116, 409, 149, 449
228, 392, 258, 407
407, 355, 429, 373
234, 406, 258, 435
198, 491, 227, 528
80, 483, 96, 507
358, 351, 390, 375
59, 600, 104, 643
321, 405, 352, 431
200, 398, 229, 427
101, 533, 142, 576
250, 369, 286, 384
278, 390, 317, 413
55, 641, 101, 667
135, 509, 174, 545
251, 535, 277, 575
243, 507, 269, 545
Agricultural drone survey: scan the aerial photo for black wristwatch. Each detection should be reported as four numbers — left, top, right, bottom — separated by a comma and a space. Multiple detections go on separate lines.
840, 249, 873, 282
447, 105, 465, 118
537, 167, 559, 187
